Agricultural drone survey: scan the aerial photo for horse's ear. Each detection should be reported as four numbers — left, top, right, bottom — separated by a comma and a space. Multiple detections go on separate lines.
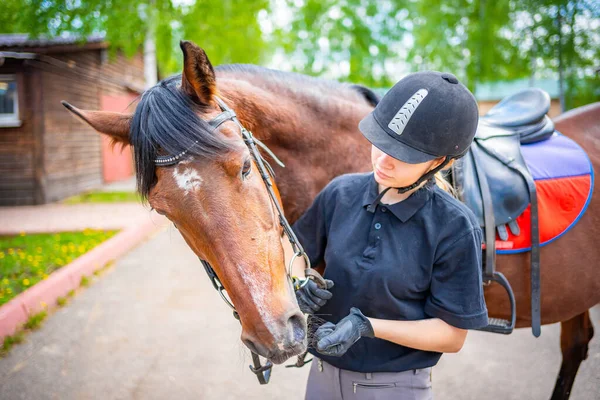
180, 40, 217, 106
61, 101, 132, 145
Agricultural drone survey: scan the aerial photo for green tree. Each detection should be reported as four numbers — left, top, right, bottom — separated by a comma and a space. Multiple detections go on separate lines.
273, 0, 410, 87
275, 0, 599, 108
0, 0, 269, 77
514, 0, 600, 110
408, 0, 530, 90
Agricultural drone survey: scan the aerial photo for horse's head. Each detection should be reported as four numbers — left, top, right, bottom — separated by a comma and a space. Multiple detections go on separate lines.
62, 41, 306, 364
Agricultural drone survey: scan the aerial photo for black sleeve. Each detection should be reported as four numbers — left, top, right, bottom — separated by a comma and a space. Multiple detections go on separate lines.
291, 184, 334, 268
424, 228, 489, 329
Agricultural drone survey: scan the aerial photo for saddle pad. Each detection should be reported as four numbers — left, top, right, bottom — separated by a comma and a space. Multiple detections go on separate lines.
496, 132, 594, 253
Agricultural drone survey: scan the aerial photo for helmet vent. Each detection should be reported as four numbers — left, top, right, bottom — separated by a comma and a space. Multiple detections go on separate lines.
387, 89, 429, 136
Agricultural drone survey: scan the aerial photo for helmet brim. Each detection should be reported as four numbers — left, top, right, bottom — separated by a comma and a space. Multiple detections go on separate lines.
359, 112, 439, 164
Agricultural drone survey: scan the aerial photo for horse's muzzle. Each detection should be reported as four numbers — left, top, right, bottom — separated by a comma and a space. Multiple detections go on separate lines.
242, 310, 307, 364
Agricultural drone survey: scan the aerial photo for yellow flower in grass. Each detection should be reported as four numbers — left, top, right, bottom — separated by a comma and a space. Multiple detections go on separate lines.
36, 247, 42, 253
27, 255, 34, 262
0, 252, 4, 259
42, 273, 49, 279
19, 231, 26, 237
6, 288, 12, 294
2, 278, 9, 285
61, 246, 68, 253
22, 279, 30, 286
8, 248, 14, 255
77, 245, 86, 253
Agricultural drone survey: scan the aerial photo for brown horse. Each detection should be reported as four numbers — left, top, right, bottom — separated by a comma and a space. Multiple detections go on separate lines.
63, 41, 598, 398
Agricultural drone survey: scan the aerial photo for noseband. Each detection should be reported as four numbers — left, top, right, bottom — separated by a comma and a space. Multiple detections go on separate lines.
153, 97, 325, 384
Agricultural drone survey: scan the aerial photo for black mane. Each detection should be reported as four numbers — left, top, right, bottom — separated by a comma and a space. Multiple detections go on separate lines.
130, 75, 235, 198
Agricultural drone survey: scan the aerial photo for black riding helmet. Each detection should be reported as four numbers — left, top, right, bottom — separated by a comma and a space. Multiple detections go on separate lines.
358, 71, 479, 211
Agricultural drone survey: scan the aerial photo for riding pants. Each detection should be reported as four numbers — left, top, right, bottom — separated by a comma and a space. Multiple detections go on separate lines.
305, 357, 433, 400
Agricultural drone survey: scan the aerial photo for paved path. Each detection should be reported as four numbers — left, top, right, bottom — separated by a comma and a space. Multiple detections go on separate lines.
0, 228, 597, 399
99, 177, 136, 192
0, 203, 161, 235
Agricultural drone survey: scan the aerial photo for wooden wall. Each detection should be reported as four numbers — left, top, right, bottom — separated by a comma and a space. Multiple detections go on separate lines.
0, 60, 43, 206
0, 48, 144, 205
42, 51, 102, 203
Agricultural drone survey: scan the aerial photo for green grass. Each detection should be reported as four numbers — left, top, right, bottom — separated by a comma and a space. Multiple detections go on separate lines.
0, 311, 48, 358
0, 230, 118, 306
62, 191, 140, 204
1, 331, 24, 357
23, 310, 47, 330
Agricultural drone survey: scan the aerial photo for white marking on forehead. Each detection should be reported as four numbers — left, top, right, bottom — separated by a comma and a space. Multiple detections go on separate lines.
172, 166, 203, 195
239, 267, 278, 336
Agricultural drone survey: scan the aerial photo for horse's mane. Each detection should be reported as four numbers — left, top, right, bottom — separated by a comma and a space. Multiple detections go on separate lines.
215, 64, 378, 106
130, 75, 236, 198
130, 66, 378, 198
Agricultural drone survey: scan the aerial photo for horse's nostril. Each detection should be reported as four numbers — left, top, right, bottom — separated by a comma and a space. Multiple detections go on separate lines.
242, 338, 260, 355
287, 312, 307, 343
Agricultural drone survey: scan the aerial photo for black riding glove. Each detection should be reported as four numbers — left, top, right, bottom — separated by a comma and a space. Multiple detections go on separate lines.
295, 278, 334, 314
315, 307, 374, 357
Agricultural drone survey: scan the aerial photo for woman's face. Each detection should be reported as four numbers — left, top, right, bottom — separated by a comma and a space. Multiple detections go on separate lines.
371, 145, 444, 187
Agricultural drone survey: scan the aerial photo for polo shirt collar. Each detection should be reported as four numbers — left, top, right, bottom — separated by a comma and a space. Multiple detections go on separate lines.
361, 173, 436, 222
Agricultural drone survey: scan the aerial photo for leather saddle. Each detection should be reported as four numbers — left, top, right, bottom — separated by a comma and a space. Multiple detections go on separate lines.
453, 88, 554, 338
455, 88, 553, 235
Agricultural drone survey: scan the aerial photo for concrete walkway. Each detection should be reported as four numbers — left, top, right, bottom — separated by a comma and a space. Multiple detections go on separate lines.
99, 177, 136, 192
0, 203, 161, 235
0, 228, 597, 399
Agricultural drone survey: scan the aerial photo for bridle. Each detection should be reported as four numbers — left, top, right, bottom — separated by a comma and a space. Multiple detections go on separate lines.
153, 97, 325, 384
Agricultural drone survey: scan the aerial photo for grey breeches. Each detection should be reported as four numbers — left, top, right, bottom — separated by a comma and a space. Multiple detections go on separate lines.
305, 357, 433, 400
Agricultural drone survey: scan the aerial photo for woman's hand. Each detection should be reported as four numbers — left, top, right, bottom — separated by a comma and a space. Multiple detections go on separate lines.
314, 307, 374, 357
295, 278, 334, 314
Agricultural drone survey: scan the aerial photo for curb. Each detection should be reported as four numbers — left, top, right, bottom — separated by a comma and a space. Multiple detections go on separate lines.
0, 215, 168, 341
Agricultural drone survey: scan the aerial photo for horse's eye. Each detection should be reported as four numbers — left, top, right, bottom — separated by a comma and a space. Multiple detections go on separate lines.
242, 158, 252, 179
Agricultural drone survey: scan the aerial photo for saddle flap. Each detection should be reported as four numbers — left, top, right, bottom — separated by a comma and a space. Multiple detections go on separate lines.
482, 88, 551, 127
454, 134, 531, 228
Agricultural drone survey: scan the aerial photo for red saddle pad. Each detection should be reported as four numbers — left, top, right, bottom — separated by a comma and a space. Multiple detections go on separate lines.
495, 132, 594, 253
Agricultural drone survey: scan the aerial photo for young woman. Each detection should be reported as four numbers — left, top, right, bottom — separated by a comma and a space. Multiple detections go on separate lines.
285, 71, 489, 400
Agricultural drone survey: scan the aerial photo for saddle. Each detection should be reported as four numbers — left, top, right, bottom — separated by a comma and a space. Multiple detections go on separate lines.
453, 88, 555, 338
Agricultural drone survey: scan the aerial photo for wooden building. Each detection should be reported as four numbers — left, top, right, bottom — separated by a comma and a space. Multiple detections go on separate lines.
0, 34, 145, 206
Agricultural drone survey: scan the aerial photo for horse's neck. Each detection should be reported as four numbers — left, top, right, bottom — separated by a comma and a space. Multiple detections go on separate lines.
220, 80, 374, 223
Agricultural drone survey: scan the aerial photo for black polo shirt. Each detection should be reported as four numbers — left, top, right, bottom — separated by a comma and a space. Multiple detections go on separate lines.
292, 172, 488, 373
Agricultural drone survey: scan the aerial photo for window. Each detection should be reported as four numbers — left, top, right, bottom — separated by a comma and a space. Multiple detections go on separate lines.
0, 75, 20, 127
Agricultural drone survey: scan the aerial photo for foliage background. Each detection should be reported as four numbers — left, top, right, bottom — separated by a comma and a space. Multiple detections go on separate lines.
0, 0, 598, 110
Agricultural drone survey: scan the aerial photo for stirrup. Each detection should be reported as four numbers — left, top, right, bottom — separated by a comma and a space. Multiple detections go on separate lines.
476, 272, 516, 335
